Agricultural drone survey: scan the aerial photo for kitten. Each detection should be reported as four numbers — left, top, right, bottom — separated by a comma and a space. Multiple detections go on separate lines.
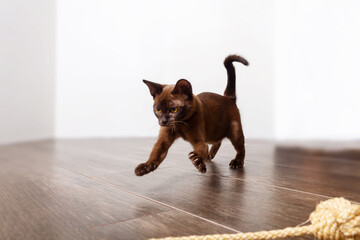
135, 55, 248, 176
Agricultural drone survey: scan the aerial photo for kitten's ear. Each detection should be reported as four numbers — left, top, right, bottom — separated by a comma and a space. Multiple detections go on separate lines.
171, 79, 193, 100
143, 80, 163, 98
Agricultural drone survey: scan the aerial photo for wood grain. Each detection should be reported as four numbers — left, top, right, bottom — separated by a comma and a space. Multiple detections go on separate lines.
92, 210, 235, 240
0, 167, 169, 240
0, 138, 359, 239
95, 167, 326, 232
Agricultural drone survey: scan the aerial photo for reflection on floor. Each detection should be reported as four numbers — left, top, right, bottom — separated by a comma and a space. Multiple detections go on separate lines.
0, 138, 359, 239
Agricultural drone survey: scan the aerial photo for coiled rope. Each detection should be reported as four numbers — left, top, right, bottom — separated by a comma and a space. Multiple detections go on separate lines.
151, 197, 360, 240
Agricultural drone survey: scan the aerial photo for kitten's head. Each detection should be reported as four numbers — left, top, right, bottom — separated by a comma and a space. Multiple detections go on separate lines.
143, 79, 193, 127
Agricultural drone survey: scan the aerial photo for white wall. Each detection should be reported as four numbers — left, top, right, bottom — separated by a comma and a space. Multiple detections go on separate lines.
275, 0, 360, 140
0, 0, 55, 145
56, 0, 276, 139
2, 0, 358, 143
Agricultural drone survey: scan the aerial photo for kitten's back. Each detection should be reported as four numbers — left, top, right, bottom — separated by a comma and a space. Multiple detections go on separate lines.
197, 92, 240, 142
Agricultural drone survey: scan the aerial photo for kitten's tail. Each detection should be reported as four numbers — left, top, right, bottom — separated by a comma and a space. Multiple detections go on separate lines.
223, 55, 249, 102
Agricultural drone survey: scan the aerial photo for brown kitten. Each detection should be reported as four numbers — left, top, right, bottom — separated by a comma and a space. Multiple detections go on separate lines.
135, 55, 249, 176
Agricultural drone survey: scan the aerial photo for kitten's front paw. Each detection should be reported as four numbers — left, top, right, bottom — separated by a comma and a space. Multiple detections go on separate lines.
229, 159, 244, 169
135, 162, 158, 176
189, 152, 206, 173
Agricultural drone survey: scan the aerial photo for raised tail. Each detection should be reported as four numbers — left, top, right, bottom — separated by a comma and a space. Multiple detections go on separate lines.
223, 54, 249, 102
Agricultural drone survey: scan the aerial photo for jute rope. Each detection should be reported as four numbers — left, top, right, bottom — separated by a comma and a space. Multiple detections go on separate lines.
151, 197, 360, 240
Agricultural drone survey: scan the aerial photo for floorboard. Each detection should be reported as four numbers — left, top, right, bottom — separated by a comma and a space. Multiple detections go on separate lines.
95, 167, 326, 232
0, 167, 169, 240
92, 210, 234, 240
0, 138, 359, 240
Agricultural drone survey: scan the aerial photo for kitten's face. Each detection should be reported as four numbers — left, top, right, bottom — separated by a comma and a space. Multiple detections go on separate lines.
153, 88, 189, 127
143, 79, 193, 127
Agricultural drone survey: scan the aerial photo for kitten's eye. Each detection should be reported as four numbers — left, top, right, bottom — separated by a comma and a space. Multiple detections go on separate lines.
170, 107, 178, 113
155, 107, 161, 113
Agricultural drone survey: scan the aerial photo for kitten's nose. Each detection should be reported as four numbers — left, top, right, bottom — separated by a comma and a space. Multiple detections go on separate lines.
161, 118, 168, 125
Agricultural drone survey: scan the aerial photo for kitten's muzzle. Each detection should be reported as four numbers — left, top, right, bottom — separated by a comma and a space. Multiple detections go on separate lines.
160, 117, 168, 126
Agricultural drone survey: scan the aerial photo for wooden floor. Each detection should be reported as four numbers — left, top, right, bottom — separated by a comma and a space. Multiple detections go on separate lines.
0, 138, 359, 240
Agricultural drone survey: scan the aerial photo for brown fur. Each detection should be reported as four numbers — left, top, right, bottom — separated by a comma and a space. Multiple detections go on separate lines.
135, 55, 248, 176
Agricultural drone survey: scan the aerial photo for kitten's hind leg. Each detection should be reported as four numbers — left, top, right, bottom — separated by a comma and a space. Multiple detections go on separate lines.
208, 141, 222, 161
228, 121, 245, 169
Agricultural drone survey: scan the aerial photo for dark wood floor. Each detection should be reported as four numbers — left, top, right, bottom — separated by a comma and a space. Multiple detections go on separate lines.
0, 138, 359, 240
